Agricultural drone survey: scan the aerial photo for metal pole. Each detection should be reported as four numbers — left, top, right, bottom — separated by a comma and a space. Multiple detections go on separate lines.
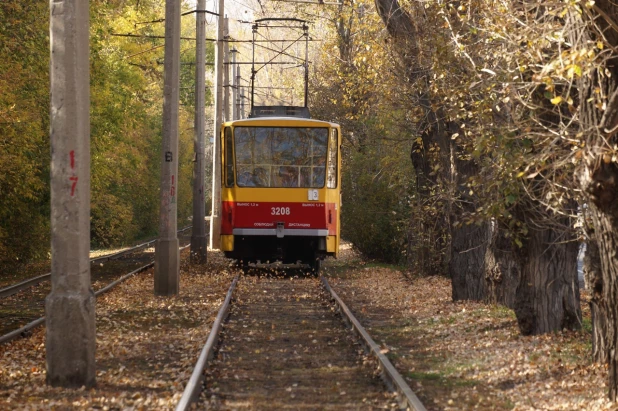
240, 86, 245, 119
304, 24, 309, 108
223, 18, 230, 122
231, 49, 238, 120
46, 0, 96, 387
251, 24, 257, 111
236, 66, 241, 118
155, 0, 181, 295
191, 0, 208, 264
210, 0, 225, 249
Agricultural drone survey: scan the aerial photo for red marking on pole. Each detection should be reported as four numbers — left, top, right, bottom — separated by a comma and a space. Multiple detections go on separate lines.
70, 176, 78, 196
70, 150, 75, 169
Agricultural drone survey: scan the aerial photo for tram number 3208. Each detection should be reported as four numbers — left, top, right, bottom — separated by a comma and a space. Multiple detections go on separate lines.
271, 207, 291, 216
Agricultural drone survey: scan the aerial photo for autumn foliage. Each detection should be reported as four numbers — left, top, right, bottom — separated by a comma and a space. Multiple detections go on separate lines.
0, 0, 212, 267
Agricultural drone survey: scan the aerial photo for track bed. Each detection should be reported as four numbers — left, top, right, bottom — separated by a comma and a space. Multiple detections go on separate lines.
0, 230, 192, 338
200, 270, 398, 409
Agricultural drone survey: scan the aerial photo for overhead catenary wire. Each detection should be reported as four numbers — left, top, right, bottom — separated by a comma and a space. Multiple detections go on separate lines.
111, 33, 200, 41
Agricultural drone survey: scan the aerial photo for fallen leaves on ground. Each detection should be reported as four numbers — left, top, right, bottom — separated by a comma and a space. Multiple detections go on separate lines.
0, 248, 234, 410
1, 241, 613, 410
201, 272, 397, 409
328, 245, 613, 410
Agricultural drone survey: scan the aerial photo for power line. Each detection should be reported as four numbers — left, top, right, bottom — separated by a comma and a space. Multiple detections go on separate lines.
111, 33, 201, 41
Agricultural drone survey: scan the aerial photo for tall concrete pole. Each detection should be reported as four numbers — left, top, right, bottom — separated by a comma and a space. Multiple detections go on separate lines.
46, 0, 96, 388
190, 0, 208, 264
155, 0, 181, 295
232, 50, 239, 120
223, 18, 230, 122
210, 0, 225, 249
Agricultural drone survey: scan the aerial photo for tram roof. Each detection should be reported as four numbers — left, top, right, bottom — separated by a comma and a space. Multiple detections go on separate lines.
223, 117, 339, 128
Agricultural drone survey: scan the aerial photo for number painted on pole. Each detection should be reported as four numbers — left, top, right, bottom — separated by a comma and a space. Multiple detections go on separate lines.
69, 150, 78, 196
271, 207, 291, 216
70, 176, 78, 196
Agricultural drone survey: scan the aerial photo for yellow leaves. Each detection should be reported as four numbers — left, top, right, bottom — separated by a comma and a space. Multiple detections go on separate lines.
549, 94, 574, 106
551, 96, 563, 105
566, 64, 582, 78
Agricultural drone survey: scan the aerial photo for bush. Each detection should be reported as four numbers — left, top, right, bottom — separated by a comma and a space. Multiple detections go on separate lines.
341, 147, 413, 264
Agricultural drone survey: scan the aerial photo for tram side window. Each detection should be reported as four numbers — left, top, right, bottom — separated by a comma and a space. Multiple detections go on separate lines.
224, 127, 234, 187
327, 129, 338, 189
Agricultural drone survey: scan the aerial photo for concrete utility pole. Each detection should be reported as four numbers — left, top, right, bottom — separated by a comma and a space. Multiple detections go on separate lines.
232, 49, 239, 120
46, 0, 96, 388
210, 0, 225, 249
155, 0, 181, 294
190, 0, 208, 264
223, 18, 231, 122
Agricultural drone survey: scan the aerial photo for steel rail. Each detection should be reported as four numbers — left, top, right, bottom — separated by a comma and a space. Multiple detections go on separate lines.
0, 244, 191, 346
176, 275, 239, 411
320, 276, 427, 411
0, 226, 193, 299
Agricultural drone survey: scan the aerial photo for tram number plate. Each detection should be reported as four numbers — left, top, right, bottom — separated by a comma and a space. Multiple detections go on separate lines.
271, 207, 291, 216
308, 189, 319, 201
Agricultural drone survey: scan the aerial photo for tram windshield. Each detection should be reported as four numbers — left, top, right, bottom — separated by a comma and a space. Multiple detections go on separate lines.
234, 127, 328, 188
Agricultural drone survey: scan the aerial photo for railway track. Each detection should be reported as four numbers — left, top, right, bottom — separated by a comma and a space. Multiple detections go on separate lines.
0, 226, 192, 299
0, 227, 195, 345
177, 270, 426, 410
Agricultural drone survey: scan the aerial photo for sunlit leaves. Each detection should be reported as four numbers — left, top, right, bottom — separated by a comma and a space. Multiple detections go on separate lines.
0, 1, 51, 266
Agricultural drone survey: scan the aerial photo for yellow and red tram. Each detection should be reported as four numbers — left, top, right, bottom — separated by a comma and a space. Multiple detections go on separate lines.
218, 107, 341, 271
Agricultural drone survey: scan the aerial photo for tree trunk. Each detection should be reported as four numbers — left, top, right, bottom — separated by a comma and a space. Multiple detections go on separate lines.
449, 126, 489, 301
409, 126, 450, 276
450, 221, 488, 300
581, 158, 618, 398
484, 222, 520, 309
575, 0, 618, 397
513, 220, 581, 335
583, 233, 609, 363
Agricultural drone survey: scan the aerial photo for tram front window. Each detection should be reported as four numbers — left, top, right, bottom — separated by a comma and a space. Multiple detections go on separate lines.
234, 127, 328, 188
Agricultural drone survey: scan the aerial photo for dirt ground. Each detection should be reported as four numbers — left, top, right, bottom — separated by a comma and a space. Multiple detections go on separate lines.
0, 242, 614, 410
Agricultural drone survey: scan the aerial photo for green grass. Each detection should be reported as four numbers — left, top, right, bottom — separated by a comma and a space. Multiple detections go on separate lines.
582, 317, 592, 333
488, 305, 516, 319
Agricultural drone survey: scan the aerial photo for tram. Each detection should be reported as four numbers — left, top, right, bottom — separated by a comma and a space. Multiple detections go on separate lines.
218, 106, 341, 271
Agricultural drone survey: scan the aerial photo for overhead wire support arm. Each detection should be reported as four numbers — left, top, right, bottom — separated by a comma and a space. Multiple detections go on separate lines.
225, 38, 320, 43
182, 9, 220, 17
228, 61, 301, 65
254, 17, 309, 25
